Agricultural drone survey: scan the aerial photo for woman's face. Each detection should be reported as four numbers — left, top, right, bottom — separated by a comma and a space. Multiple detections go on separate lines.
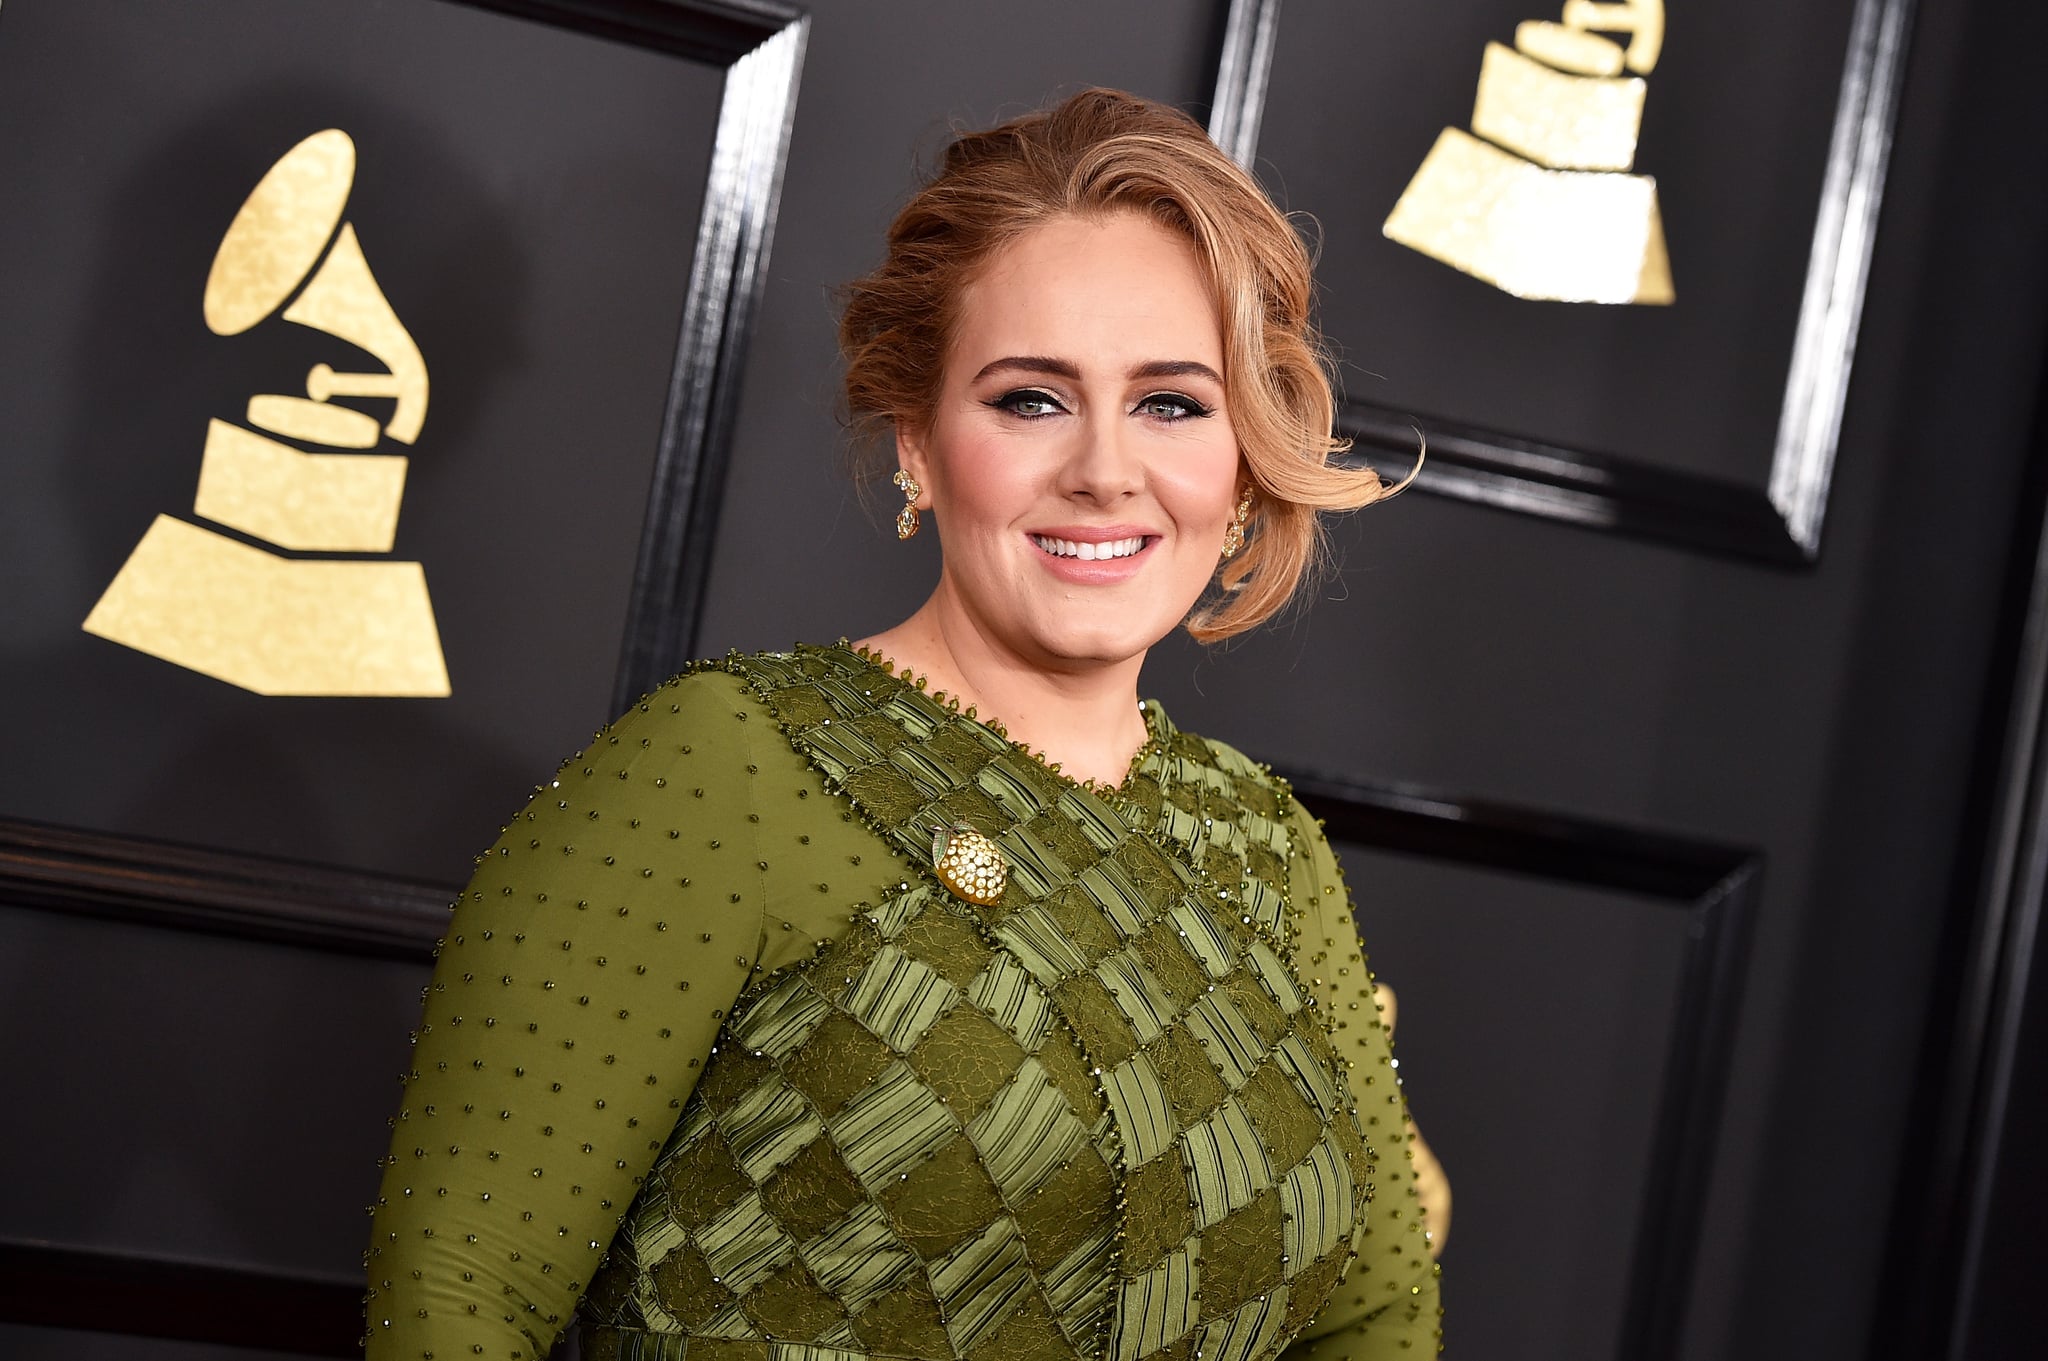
899, 212, 1242, 672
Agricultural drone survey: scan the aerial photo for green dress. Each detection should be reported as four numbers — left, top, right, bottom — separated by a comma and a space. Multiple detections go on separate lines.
364, 645, 1441, 1361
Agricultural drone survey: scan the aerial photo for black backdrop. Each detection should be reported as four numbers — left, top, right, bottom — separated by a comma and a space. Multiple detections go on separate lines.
3, 0, 2046, 1358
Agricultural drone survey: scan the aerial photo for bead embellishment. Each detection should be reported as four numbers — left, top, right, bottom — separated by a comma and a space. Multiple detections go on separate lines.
931, 821, 1006, 905
365, 642, 1436, 1361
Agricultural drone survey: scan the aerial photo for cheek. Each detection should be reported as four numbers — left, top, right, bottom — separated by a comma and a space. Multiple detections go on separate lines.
1155, 443, 1242, 531
934, 430, 1039, 534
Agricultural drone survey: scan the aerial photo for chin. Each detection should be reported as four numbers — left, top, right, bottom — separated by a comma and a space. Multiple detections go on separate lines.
1022, 615, 1177, 668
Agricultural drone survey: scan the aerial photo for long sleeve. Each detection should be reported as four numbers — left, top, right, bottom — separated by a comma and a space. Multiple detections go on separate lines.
363, 669, 883, 1360
1280, 802, 1445, 1359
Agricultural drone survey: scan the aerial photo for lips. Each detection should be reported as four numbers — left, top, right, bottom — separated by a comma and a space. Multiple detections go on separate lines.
1030, 534, 1148, 561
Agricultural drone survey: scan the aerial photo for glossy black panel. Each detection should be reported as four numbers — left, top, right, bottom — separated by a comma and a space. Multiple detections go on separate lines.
1878, 277, 2048, 1360
0, 0, 799, 885
0, 910, 425, 1329
1290, 771, 1758, 1361
1334, 852, 1687, 1361
1212, 0, 1916, 563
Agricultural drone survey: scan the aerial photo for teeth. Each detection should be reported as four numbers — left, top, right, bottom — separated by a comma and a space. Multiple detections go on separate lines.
1033, 535, 1146, 561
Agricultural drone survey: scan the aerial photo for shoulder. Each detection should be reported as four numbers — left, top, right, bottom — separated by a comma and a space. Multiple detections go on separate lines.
623, 652, 776, 720
603, 647, 820, 744
633, 644, 882, 726
553, 651, 823, 798
1151, 707, 1297, 825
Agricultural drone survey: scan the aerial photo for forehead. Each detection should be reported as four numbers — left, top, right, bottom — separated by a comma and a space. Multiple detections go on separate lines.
949, 213, 1224, 367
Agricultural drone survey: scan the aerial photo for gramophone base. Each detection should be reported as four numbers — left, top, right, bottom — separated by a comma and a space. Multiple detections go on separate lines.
1383, 127, 1674, 305
83, 515, 450, 697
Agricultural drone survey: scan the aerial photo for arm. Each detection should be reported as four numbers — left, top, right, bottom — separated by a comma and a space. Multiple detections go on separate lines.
1280, 803, 1445, 1360
364, 671, 782, 1360
1377, 983, 1453, 1253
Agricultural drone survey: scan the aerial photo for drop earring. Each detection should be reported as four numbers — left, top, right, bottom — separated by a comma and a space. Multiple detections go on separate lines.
1220, 487, 1253, 559
893, 469, 922, 540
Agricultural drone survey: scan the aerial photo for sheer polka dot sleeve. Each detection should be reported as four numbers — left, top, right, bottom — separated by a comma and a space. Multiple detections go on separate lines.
1279, 802, 1445, 1359
361, 669, 869, 1360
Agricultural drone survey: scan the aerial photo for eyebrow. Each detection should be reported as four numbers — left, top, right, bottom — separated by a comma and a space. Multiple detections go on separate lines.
971, 355, 1224, 386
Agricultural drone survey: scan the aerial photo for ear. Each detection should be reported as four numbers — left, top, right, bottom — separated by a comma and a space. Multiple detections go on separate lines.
894, 422, 933, 506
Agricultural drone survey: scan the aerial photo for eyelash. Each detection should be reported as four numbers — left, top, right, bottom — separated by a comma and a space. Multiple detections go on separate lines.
985, 389, 1214, 421
989, 389, 1064, 419
1135, 393, 1213, 421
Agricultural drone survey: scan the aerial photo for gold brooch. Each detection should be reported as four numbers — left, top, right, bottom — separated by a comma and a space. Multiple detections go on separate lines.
933, 823, 1007, 906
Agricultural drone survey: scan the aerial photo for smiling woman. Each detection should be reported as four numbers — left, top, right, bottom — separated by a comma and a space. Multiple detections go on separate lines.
842, 91, 1403, 656
870, 213, 1247, 756
365, 89, 1442, 1361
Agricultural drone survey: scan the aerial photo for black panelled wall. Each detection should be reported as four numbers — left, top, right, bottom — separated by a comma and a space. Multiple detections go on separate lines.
3, 0, 2046, 1358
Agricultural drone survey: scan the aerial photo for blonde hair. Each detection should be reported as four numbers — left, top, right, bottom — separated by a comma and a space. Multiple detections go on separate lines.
840, 88, 1400, 642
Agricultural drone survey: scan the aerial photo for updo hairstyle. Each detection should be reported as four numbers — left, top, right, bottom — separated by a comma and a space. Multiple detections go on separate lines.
839, 87, 1400, 643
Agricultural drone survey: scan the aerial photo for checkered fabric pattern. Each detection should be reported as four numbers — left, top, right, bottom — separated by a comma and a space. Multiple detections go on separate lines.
579, 647, 1372, 1361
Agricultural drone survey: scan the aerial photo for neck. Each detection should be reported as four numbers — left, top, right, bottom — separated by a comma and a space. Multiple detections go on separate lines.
855, 588, 1152, 787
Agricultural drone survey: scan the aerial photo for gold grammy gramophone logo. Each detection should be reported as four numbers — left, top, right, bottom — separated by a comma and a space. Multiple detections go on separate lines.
1384, 0, 1673, 305
83, 129, 450, 696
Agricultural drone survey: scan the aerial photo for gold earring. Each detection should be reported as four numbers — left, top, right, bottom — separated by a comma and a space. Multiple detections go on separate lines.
1220, 487, 1253, 559
893, 469, 922, 540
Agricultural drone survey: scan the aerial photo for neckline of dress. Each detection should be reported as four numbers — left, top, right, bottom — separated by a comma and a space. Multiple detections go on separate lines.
820, 639, 1174, 802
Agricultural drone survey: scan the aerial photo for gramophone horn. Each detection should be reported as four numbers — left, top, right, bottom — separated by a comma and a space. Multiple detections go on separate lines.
283, 222, 429, 444
203, 129, 354, 337
200, 128, 429, 445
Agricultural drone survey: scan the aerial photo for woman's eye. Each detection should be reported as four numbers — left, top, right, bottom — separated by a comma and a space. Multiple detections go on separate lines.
1135, 392, 1212, 420
991, 389, 1064, 418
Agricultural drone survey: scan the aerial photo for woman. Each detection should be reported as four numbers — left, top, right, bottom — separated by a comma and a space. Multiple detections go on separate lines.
364, 88, 1445, 1361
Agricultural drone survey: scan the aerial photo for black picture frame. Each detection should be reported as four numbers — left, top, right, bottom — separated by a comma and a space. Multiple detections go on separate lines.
1209, 0, 1917, 567
0, 0, 805, 1341
0, 0, 805, 940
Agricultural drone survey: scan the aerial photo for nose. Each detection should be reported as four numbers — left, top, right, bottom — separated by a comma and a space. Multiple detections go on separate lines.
1058, 403, 1143, 503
